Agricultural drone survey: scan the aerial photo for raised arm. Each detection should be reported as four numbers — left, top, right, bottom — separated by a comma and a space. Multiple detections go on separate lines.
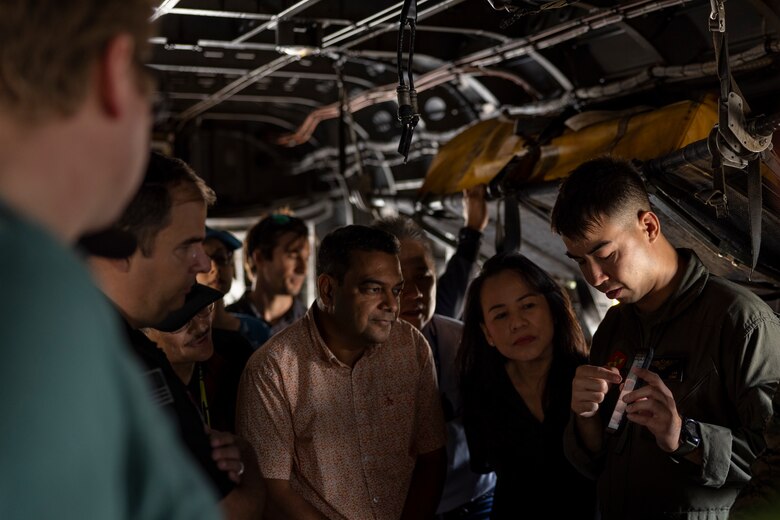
436, 185, 487, 318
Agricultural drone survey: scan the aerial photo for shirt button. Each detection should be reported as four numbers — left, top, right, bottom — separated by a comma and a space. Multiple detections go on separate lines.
373, 497, 379, 504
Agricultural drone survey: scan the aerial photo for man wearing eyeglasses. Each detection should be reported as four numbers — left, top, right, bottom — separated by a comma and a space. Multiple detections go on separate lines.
145, 283, 252, 435
227, 214, 310, 336
89, 152, 264, 519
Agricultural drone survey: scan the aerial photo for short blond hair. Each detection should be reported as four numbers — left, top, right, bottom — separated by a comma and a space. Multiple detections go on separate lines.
0, 0, 155, 122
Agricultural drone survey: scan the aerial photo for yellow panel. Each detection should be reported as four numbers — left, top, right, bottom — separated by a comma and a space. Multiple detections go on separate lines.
420, 118, 527, 195
421, 96, 719, 195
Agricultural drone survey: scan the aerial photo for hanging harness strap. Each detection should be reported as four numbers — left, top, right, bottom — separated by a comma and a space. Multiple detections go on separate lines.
746, 159, 763, 273
495, 194, 522, 254
708, 0, 770, 271
708, 0, 731, 218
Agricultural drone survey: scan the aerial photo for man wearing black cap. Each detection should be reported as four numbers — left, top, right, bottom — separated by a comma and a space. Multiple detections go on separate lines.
146, 283, 254, 435
0, 1, 220, 518
89, 152, 264, 519
199, 227, 271, 349
227, 214, 310, 336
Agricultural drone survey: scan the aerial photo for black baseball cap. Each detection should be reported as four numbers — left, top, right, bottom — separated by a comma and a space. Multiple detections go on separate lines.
205, 226, 242, 251
152, 283, 223, 333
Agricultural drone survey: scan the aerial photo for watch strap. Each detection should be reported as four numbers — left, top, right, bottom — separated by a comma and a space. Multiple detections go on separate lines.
670, 417, 701, 461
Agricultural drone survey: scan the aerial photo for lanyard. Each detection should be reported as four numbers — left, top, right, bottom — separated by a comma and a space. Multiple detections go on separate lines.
198, 364, 211, 428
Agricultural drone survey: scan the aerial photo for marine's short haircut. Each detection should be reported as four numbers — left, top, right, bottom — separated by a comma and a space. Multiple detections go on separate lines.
550, 156, 652, 241
0, 0, 155, 122
244, 214, 309, 276
116, 151, 216, 256
317, 225, 400, 283
372, 216, 433, 262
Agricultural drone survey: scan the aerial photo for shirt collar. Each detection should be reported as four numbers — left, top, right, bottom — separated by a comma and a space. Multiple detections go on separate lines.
304, 303, 382, 367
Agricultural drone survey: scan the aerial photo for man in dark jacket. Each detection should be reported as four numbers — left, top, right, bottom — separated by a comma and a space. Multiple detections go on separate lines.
551, 157, 780, 519
89, 152, 264, 519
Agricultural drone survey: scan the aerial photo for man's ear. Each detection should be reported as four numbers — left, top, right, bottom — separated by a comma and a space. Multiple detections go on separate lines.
97, 33, 136, 118
317, 274, 335, 308
638, 210, 661, 243
249, 249, 265, 272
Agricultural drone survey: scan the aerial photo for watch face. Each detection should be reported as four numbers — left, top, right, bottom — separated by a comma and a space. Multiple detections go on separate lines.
671, 418, 700, 460
683, 418, 701, 446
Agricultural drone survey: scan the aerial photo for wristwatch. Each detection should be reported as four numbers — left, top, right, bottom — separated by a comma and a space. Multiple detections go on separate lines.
671, 416, 701, 461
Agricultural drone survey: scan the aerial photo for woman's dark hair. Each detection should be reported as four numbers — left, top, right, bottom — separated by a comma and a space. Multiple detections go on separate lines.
458, 252, 588, 429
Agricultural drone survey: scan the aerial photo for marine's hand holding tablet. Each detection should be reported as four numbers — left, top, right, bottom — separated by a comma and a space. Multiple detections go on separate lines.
622, 365, 684, 453
606, 349, 654, 433
571, 364, 623, 418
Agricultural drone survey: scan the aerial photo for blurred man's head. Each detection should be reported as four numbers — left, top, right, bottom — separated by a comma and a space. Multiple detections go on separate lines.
0, 0, 156, 237
373, 217, 436, 331
244, 214, 310, 298
316, 225, 403, 347
0, 0, 154, 122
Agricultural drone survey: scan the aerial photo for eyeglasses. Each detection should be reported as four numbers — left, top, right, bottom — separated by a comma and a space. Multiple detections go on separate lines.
208, 251, 233, 267
165, 303, 215, 335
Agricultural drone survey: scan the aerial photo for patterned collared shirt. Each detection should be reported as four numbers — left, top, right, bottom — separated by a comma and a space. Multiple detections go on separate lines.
237, 305, 446, 520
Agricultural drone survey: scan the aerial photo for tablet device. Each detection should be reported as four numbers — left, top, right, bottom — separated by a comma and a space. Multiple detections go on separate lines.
605, 348, 654, 433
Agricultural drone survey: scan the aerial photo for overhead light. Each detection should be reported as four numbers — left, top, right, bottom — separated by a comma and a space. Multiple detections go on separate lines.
276, 20, 322, 58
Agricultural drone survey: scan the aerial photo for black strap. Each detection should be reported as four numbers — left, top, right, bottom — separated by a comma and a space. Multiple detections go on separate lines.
710, 3, 763, 268
396, 0, 419, 162
710, 26, 731, 217
495, 194, 521, 254
706, 129, 729, 218
747, 159, 763, 272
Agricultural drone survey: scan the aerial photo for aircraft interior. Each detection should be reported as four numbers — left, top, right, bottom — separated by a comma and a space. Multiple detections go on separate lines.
148, 0, 780, 321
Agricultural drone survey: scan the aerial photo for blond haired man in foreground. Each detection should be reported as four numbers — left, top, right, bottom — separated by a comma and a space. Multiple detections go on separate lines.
0, 2, 220, 518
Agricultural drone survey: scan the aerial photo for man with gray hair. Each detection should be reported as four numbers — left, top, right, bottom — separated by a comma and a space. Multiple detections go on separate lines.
374, 216, 496, 518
